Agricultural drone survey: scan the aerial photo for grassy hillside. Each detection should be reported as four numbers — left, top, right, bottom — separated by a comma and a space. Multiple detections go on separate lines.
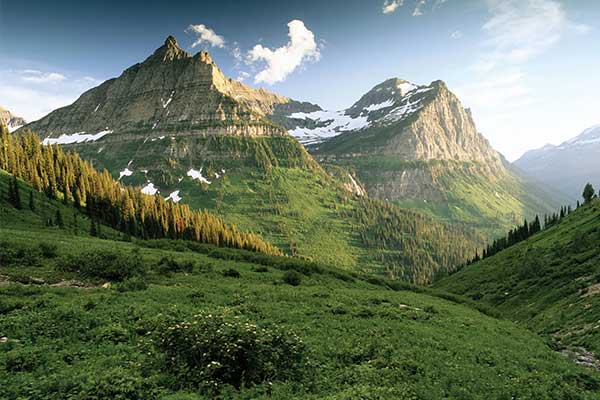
435, 198, 600, 365
318, 156, 563, 240
59, 133, 479, 284
2, 197, 600, 398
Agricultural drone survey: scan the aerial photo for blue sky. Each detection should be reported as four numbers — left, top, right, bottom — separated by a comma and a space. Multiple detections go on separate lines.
0, 0, 598, 160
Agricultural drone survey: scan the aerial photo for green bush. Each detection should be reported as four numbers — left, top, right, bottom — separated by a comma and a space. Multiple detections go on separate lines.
156, 257, 194, 274
0, 241, 41, 267
222, 268, 241, 278
282, 270, 302, 286
59, 249, 144, 281
39, 242, 58, 258
116, 275, 148, 292
151, 310, 306, 392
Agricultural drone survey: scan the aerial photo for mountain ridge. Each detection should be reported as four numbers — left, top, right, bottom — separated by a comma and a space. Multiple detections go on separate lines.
515, 124, 600, 201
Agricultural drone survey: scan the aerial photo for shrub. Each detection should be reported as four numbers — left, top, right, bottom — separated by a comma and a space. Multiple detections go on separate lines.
0, 241, 41, 268
59, 249, 144, 281
222, 268, 241, 278
156, 257, 194, 274
39, 242, 58, 258
116, 275, 148, 292
151, 310, 306, 392
282, 270, 302, 286
251, 265, 269, 273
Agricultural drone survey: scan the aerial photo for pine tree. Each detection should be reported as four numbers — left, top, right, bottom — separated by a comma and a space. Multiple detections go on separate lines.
90, 219, 98, 237
55, 209, 64, 228
583, 183, 595, 204
11, 175, 21, 209
28, 190, 35, 211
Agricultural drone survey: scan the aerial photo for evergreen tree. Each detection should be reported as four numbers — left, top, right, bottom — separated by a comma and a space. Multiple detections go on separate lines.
583, 183, 595, 203
10, 175, 21, 209
28, 190, 35, 211
55, 209, 64, 228
90, 219, 98, 237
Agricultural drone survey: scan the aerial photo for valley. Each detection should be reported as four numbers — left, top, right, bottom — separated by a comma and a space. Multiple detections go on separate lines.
3, 2, 600, 397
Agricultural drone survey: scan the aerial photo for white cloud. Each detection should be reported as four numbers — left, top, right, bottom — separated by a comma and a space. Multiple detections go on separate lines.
186, 24, 225, 48
247, 20, 320, 85
382, 0, 447, 16
382, 0, 403, 14
450, 30, 462, 39
237, 71, 250, 82
19, 70, 66, 84
413, 0, 426, 16
0, 69, 101, 122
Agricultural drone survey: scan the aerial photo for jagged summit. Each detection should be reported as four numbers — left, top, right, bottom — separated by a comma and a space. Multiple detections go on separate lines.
0, 106, 26, 133
20, 35, 318, 141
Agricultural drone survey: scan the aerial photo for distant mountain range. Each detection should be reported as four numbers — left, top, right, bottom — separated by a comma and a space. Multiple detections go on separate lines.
515, 125, 600, 202
0, 106, 26, 133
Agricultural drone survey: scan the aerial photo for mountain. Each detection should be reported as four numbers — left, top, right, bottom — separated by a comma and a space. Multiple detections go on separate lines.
16, 37, 478, 284
24, 36, 318, 140
2, 169, 598, 398
434, 199, 600, 368
515, 125, 600, 202
285, 78, 564, 238
0, 106, 26, 133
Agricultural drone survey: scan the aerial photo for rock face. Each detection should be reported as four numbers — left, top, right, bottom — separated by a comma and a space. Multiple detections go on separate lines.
0, 107, 26, 133
515, 125, 600, 202
22, 36, 316, 141
298, 78, 561, 237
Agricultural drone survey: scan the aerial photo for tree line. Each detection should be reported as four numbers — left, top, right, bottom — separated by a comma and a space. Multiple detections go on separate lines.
344, 197, 480, 284
468, 182, 599, 264
1, 125, 280, 255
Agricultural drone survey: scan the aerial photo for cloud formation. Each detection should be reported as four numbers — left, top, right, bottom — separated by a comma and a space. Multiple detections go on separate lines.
187, 24, 225, 48
0, 69, 101, 121
247, 20, 320, 85
19, 70, 66, 84
382, 0, 403, 14
450, 30, 462, 39
382, 0, 446, 16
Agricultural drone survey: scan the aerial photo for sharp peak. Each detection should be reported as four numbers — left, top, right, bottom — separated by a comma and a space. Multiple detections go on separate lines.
147, 35, 191, 62
164, 35, 179, 48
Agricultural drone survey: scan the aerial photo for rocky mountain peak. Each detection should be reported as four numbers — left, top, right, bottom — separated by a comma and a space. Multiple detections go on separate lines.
0, 106, 26, 133
146, 35, 191, 63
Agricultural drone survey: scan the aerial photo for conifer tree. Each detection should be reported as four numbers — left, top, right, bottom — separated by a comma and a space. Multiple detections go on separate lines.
55, 209, 64, 228
10, 175, 21, 209
28, 190, 35, 211
90, 219, 98, 237
583, 183, 595, 204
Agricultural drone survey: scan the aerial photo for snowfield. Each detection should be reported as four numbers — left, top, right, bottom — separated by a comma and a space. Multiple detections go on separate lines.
41, 130, 113, 145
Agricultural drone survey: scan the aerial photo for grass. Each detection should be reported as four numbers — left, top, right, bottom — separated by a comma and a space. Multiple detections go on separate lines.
435, 198, 600, 361
1, 174, 600, 398
2, 227, 600, 398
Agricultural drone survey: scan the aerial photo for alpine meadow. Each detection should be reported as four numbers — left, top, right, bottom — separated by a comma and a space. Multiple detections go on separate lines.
2, 1, 600, 399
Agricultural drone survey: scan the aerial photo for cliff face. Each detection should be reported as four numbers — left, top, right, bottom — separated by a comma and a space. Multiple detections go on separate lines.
299, 78, 561, 237
22, 36, 314, 140
0, 107, 26, 133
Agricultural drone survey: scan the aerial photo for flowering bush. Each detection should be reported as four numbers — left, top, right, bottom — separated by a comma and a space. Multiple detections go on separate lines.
151, 310, 306, 392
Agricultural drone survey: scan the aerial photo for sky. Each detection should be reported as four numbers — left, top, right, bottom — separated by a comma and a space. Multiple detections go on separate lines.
0, 0, 598, 160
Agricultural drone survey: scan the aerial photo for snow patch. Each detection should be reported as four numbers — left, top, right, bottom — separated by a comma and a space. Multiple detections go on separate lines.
289, 110, 369, 145
187, 168, 211, 185
42, 130, 113, 145
161, 91, 175, 109
93, 104, 100, 113
7, 124, 23, 133
141, 182, 158, 195
397, 81, 418, 95
364, 99, 395, 112
165, 190, 182, 203
119, 168, 133, 180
